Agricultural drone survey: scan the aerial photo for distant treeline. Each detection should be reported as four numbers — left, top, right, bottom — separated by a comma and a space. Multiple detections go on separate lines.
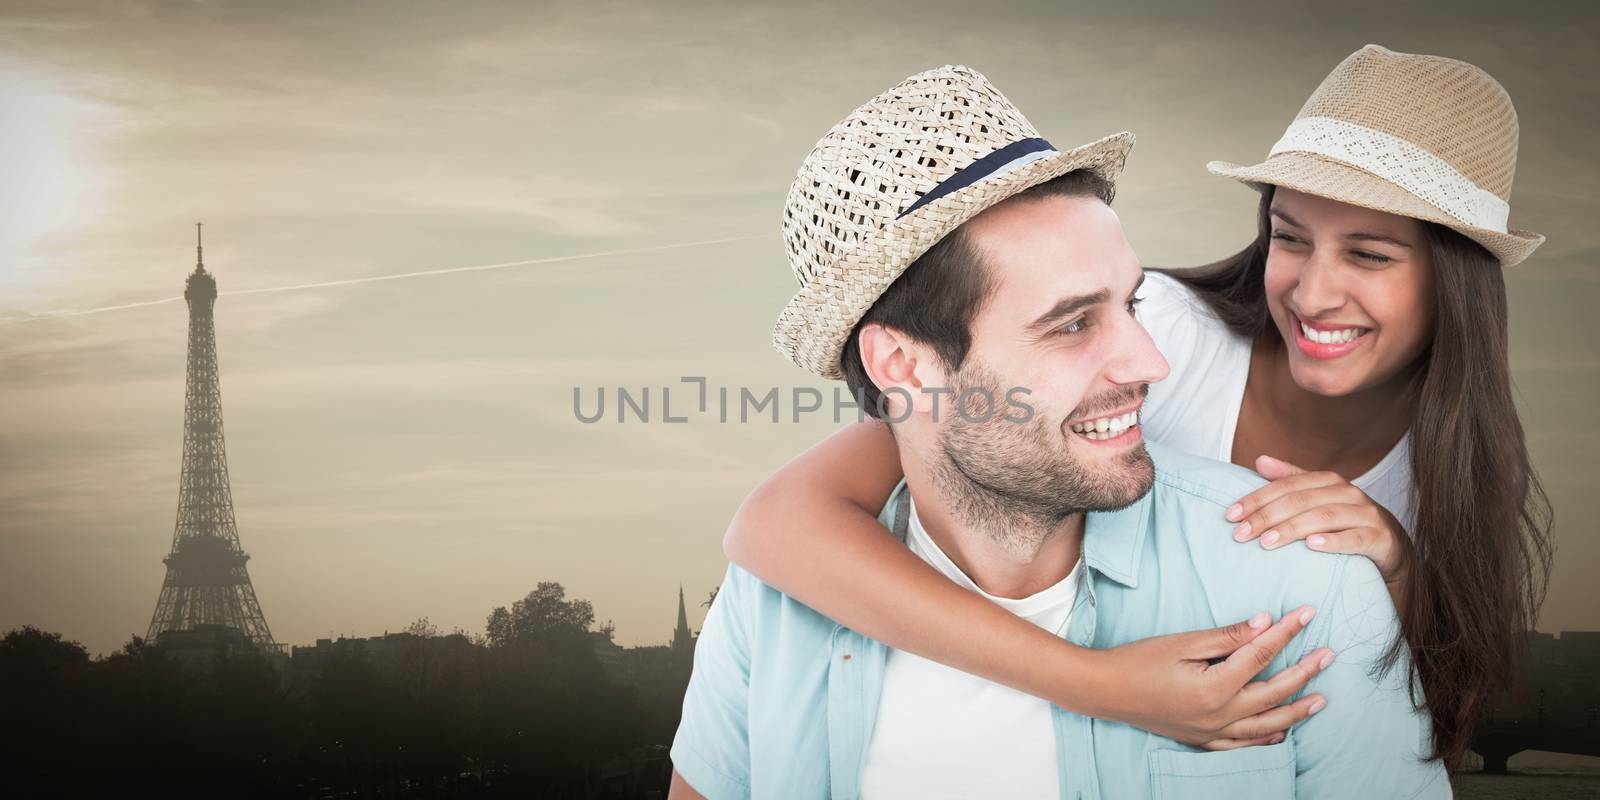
0, 582, 683, 799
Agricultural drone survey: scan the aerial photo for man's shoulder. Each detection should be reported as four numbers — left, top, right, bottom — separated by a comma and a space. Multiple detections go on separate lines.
1143, 443, 1377, 616
713, 562, 859, 645
717, 561, 813, 613
1147, 442, 1267, 509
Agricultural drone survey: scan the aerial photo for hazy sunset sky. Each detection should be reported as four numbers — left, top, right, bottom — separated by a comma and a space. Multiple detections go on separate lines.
1, 0, 1596, 656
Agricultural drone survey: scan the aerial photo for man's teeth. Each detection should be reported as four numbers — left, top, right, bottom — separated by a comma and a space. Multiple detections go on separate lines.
1300, 321, 1367, 345
1071, 410, 1139, 440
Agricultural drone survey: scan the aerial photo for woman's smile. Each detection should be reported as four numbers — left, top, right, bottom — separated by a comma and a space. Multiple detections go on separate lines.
1291, 312, 1372, 360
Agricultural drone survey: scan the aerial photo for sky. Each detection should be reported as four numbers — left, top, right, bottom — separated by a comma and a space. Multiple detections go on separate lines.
1, 0, 1596, 656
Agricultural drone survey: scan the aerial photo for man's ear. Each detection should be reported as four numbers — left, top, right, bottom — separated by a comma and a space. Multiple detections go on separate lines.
857, 323, 949, 421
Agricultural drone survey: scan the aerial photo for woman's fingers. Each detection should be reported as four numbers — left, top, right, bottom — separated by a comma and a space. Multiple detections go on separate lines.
1203, 732, 1286, 751
1239, 647, 1336, 711
1305, 528, 1369, 553
1214, 693, 1328, 741
1306, 527, 1406, 582
1240, 488, 1370, 547
1209, 606, 1317, 686
1255, 502, 1378, 550
1211, 647, 1335, 742
1177, 610, 1277, 661
1226, 472, 1347, 538
1253, 454, 1308, 481
1107, 611, 1331, 747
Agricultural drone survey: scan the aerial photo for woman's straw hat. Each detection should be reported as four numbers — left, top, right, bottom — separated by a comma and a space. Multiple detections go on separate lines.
772, 65, 1134, 379
1209, 44, 1544, 267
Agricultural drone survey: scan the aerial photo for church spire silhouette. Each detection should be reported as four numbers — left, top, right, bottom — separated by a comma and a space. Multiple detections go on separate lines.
672, 584, 693, 651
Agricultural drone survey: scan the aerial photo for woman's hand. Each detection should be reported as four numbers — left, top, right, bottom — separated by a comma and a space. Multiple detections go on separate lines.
1085, 607, 1334, 750
1227, 455, 1411, 584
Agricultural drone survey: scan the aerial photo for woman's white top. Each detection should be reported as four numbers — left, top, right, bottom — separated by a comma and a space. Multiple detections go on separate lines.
1136, 272, 1415, 530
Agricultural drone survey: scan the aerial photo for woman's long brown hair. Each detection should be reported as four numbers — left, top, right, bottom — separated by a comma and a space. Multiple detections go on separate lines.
1156, 186, 1555, 766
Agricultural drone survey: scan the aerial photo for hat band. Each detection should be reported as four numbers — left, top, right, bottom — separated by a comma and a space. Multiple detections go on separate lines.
897, 137, 1057, 219
1269, 116, 1510, 233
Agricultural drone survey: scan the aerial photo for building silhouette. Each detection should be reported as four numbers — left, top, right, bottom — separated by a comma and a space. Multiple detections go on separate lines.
591, 586, 698, 694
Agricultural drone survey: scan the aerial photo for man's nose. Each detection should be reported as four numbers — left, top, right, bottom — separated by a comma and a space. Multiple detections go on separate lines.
1108, 311, 1170, 387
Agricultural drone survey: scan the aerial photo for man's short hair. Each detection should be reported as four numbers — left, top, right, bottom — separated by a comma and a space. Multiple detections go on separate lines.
839, 169, 1117, 420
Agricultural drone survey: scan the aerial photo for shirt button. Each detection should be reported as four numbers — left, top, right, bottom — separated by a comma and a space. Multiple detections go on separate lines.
842, 654, 852, 661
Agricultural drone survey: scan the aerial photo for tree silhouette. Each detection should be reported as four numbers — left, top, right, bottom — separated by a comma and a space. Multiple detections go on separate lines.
0, 582, 679, 797
485, 581, 595, 648
404, 615, 440, 638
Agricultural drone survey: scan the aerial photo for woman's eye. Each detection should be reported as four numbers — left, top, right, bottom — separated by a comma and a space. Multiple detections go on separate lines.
1354, 251, 1393, 264
1270, 231, 1301, 244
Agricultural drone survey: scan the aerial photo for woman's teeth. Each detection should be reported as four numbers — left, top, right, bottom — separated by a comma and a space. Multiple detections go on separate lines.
1299, 321, 1367, 345
1071, 410, 1139, 440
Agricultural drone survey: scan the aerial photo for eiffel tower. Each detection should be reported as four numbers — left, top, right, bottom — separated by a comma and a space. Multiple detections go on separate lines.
146, 224, 275, 648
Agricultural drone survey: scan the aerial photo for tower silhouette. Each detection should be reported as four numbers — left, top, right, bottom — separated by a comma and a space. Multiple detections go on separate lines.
146, 224, 275, 648
671, 584, 693, 652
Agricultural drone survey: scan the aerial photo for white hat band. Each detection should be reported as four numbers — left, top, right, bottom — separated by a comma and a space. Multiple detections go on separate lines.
1269, 116, 1511, 233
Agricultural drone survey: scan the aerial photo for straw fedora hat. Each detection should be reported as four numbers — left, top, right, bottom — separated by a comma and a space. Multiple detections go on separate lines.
772, 65, 1134, 379
1209, 44, 1544, 267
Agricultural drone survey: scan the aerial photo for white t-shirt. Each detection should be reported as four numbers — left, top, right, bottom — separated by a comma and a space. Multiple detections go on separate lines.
860, 495, 1083, 800
1136, 271, 1416, 529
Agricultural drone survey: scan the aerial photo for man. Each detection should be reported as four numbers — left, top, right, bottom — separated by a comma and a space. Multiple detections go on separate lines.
669, 66, 1449, 799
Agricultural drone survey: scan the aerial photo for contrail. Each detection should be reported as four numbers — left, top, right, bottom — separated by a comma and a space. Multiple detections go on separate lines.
0, 233, 774, 325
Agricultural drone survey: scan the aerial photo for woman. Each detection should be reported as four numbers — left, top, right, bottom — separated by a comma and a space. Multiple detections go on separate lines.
723, 44, 1553, 767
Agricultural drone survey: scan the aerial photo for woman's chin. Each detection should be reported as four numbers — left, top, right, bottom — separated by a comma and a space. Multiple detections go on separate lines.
1287, 360, 1369, 398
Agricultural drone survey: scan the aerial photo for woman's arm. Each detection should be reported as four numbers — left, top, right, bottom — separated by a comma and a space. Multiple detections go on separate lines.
727, 420, 1095, 702
723, 419, 905, 582
668, 769, 705, 800
724, 420, 1334, 747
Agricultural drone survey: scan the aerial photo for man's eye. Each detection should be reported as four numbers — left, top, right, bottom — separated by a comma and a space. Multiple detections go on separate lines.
1055, 318, 1087, 336
1126, 295, 1144, 315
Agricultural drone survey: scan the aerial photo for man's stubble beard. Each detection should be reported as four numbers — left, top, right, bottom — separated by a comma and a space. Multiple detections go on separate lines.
928, 356, 1155, 559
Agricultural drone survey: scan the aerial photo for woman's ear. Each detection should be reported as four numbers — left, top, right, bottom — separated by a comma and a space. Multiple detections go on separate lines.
857, 323, 947, 421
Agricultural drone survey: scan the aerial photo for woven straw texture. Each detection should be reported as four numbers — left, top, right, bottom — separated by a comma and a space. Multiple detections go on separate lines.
1210, 44, 1543, 266
773, 65, 1134, 379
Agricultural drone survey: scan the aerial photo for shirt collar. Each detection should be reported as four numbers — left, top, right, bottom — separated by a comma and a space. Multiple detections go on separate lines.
1081, 487, 1153, 588
890, 478, 1152, 590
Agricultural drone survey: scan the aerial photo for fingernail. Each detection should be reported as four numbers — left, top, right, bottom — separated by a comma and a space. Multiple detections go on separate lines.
1307, 535, 1325, 548
1308, 698, 1326, 715
1232, 522, 1251, 541
1261, 530, 1279, 547
1299, 607, 1316, 625
1226, 503, 1243, 521
1319, 651, 1334, 669
1249, 611, 1269, 629
1271, 733, 1286, 744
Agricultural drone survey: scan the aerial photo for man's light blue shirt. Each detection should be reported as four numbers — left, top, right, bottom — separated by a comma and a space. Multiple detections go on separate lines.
671, 443, 1451, 799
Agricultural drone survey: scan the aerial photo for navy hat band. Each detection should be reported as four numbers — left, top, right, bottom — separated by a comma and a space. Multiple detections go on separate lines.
897, 137, 1058, 219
